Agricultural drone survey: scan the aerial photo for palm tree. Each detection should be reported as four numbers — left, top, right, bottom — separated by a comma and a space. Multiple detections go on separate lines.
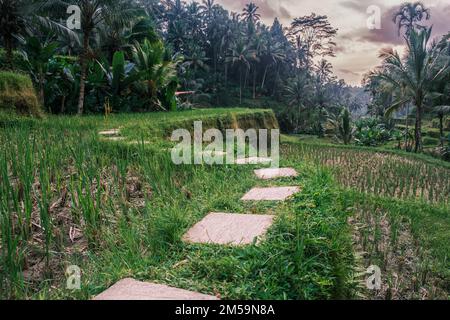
20, 36, 58, 108
132, 39, 179, 111
393, 2, 430, 36
432, 105, 450, 146
226, 41, 256, 105
315, 59, 333, 83
0, 0, 57, 67
285, 74, 312, 132
373, 27, 450, 152
327, 107, 352, 144
57, 0, 133, 115
260, 41, 285, 91
241, 2, 261, 25
182, 46, 209, 78
200, 0, 215, 22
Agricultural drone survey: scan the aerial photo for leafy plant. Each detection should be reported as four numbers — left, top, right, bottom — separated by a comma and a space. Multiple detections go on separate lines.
132, 39, 179, 111
327, 107, 352, 144
20, 36, 58, 108
354, 117, 391, 146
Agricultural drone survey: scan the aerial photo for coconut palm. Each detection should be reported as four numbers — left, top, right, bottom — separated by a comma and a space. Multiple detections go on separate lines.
373, 27, 450, 152
285, 74, 313, 132
327, 107, 352, 145
200, 0, 215, 22
260, 41, 285, 91
132, 39, 179, 111
241, 2, 261, 25
225, 41, 256, 105
55, 0, 135, 115
433, 105, 450, 146
393, 1, 430, 36
0, 0, 60, 67
20, 36, 58, 108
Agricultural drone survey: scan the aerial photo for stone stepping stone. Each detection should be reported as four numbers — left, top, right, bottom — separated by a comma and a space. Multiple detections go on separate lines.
103, 136, 125, 141
182, 212, 274, 246
202, 150, 227, 157
127, 140, 151, 145
254, 168, 298, 180
93, 278, 219, 300
235, 157, 272, 165
241, 186, 300, 201
99, 129, 120, 136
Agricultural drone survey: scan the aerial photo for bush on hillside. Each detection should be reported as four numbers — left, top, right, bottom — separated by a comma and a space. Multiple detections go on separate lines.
0, 49, 27, 71
354, 117, 392, 146
0, 71, 42, 116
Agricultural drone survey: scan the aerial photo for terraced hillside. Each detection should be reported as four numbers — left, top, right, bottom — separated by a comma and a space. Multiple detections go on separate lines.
0, 109, 448, 299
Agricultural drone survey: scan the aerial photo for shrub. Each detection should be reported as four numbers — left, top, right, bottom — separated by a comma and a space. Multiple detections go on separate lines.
354, 117, 391, 146
0, 49, 26, 71
0, 71, 42, 116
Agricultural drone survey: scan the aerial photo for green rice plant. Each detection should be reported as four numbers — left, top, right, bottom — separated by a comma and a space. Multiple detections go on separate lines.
0, 150, 25, 297
37, 149, 52, 272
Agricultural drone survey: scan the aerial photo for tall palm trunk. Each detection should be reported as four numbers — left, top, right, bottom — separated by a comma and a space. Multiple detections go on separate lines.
252, 66, 257, 99
39, 69, 45, 109
272, 66, 280, 97
404, 103, 409, 150
239, 67, 243, 105
414, 101, 423, 153
261, 65, 269, 91
60, 95, 66, 114
224, 64, 228, 88
438, 114, 444, 147
77, 32, 90, 115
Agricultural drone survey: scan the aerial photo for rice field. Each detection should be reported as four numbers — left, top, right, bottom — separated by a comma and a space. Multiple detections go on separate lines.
281, 143, 450, 206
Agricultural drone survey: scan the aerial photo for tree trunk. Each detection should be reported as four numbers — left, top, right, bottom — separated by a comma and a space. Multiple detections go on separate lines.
272, 66, 280, 97
224, 64, 228, 88
252, 67, 256, 99
261, 65, 268, 91
60, 95, 66, 114
244, 68, 249, 90
39, 71, 45, 110
239, 68, 242, 105
405, 103, 409, 151
414, 106, 422, 153
439, 114, 444, 147
77, 32, 90, 115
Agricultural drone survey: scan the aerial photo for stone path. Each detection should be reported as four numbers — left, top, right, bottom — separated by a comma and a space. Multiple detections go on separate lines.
182, 212, 274, 246
235, 157, 272, 165
94, 278, 219, 300
254, 168, 298, 180
99, 129, 120, 136
94, 146, 301, 299
241, 186, 300, 201
98, 128, 125, 142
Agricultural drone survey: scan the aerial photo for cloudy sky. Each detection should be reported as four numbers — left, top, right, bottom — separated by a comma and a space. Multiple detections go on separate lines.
213, 0, 450, 86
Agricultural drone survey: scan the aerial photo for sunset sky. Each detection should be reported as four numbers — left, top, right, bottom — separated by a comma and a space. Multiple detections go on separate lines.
211, 0, 450, 86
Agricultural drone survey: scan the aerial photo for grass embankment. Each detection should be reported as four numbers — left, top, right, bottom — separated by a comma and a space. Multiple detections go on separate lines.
0, 71, 41, 118
0, 109, 355, 299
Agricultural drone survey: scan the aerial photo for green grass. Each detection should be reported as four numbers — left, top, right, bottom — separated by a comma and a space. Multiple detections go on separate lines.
1, 111, 449, 300
0, 110, 355, 299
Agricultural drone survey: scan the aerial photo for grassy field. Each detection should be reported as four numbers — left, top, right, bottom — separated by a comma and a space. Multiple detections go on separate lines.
0, 110, 449, 299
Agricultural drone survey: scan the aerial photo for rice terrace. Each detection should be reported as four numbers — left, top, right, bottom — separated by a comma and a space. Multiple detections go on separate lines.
0, 0, 449, 304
